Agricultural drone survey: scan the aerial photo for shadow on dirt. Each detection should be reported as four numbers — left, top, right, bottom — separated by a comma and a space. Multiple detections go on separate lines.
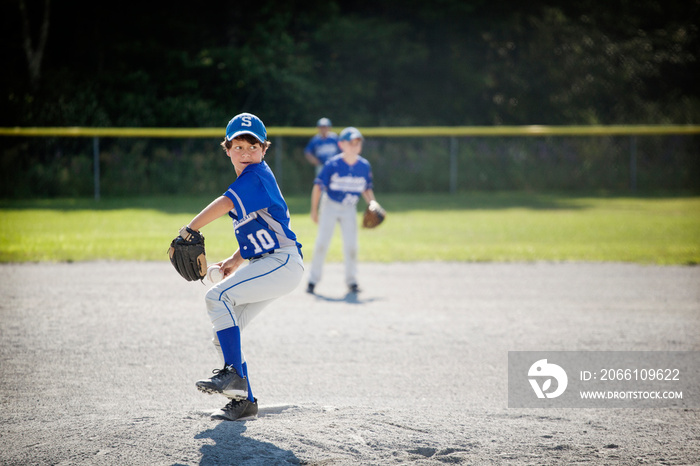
194, 419, 300, 466
309, 290, 383, 305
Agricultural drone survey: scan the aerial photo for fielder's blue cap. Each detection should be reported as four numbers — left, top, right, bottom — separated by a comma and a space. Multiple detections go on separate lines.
339, 126, 364, 141
316, 117, 332, 127
226, 113, 267, 143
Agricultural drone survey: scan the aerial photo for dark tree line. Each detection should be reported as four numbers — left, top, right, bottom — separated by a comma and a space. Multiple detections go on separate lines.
2, 0, 698, 128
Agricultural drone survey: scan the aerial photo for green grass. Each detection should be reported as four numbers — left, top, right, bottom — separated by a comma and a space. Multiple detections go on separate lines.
1, 193, 699, 264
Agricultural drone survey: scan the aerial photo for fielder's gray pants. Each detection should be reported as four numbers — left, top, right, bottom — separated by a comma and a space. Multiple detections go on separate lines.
309, 194, 358, 287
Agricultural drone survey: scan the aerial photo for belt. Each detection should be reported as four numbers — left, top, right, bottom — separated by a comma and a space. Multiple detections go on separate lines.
250, 245, 303, 261
250, 250, 275, 260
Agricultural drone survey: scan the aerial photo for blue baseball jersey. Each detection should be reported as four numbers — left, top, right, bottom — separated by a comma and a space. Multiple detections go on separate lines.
314, 155, 373, 206
304, 134, 340, 165
223, 161, 302, 259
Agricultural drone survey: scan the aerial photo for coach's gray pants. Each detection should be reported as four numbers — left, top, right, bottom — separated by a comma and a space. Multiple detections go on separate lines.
309, 194, 358, 287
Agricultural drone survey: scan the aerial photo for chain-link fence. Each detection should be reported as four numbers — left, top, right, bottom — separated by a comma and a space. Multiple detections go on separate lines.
1, 128, 698, 199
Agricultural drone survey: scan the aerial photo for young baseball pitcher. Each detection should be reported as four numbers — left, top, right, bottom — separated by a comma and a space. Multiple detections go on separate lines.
179, 113, 303, 421
307, 127, 377, 294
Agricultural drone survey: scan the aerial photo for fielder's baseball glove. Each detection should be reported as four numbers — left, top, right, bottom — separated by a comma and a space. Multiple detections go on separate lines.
169, 226, 207, 281
362, 200, 386, 228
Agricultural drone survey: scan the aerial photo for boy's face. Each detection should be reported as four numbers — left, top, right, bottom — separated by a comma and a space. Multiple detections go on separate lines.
226, 137, 267, 174
338, 138, 363, 155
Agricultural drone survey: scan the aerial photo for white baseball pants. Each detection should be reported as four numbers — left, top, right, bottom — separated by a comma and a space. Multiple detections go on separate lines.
308, 194, 358, 287
206, 246, 304, 361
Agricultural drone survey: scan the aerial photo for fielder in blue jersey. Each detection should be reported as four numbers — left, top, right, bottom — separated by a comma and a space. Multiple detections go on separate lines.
307, 127, 378, 294
304, 117, 341, 175
181, 113, 304, 421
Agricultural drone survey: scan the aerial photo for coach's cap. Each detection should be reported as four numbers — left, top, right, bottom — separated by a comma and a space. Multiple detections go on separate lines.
226, 113, 267, 143
339, 126, 364, 141
316, 117, 332, 127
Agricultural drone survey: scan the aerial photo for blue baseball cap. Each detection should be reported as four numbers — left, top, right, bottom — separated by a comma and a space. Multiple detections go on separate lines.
339, 126, 364, 141
316, 117, 332, 127
226, 113, 267, 143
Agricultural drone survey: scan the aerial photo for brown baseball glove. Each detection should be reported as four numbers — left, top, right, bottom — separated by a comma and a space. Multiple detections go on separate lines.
362, 200, 386, 228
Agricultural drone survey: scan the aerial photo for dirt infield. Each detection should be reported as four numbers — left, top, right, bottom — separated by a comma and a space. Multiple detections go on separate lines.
1, 262, 698, 465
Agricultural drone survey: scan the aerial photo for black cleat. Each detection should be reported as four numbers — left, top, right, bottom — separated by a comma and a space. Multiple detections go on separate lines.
306, 283, 315, 294
196, 365, 248, 400
348, 284, 360, 294
212, 397, 259, 421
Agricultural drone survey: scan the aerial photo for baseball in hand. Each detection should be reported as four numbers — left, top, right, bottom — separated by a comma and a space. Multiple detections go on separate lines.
207, 265, 224, 283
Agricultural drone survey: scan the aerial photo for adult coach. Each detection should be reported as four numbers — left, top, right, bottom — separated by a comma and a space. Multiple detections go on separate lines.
304, 117, 340, 175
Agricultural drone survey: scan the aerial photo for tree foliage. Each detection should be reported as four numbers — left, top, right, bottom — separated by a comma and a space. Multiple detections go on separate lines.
1, 0, 698, 127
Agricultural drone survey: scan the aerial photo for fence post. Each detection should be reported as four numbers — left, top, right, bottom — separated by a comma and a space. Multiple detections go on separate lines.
630, 136, 637, 192
450, 136, 458, 193
93, 136, 100, 201
275, 136, 283, 190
